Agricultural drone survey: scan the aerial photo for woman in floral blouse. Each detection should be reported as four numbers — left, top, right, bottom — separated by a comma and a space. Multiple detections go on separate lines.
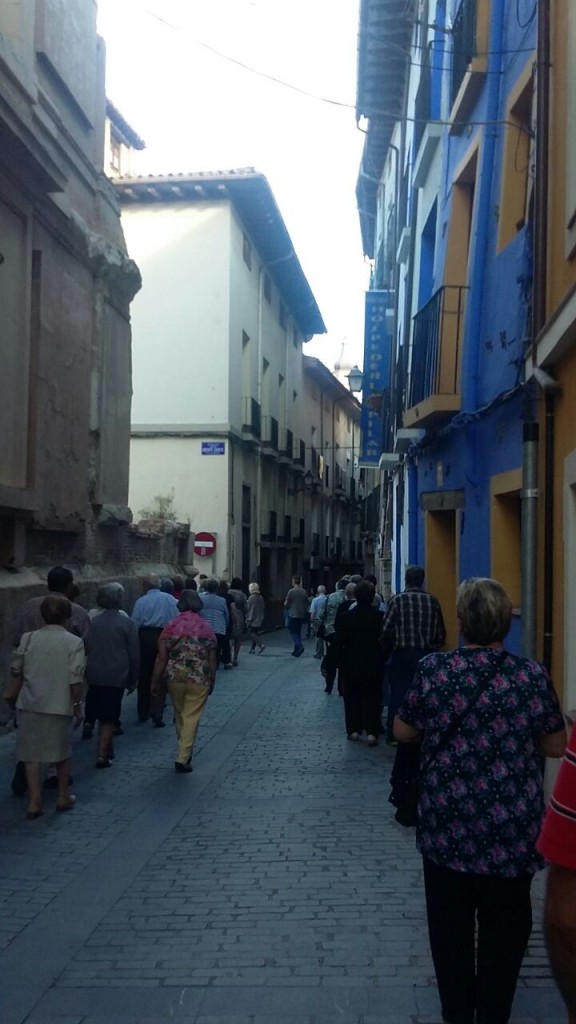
395, 577, 566, 1024
151, 590, 217, 774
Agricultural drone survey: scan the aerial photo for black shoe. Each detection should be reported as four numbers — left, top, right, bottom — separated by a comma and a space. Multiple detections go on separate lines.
11, 761, 27, 797
152, 719, 166, 728
174, 761, 193, 774
96, 756, 112, 769
42, 774, 74, 788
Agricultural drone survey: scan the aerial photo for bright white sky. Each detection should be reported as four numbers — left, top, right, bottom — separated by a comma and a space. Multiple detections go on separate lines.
96, 0, 369, 371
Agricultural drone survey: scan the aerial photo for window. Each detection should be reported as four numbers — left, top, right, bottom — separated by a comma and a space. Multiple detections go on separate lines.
264, 274, 272, 302
444, 139, 478, 289
498, 64, 534, 252
242, 234, 252, 269
279, 301, 286, 329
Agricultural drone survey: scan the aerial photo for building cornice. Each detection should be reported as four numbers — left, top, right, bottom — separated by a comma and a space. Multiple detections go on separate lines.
113, 168, 326, 338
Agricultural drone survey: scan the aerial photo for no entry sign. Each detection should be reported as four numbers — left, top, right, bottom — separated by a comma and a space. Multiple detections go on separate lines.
194, 531, 217, 557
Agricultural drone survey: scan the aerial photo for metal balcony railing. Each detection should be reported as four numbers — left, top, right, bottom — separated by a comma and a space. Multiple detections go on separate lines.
261, 509, 277, 541
414, 47, 431, 156
242, 397, 261, 438
451, 0, 477, 104
281, 427, 294, 459
261, 416, 279, 450
407, 285, 467, 411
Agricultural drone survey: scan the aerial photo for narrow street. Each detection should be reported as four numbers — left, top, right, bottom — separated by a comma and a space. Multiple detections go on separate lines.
0, 632, 564, 1024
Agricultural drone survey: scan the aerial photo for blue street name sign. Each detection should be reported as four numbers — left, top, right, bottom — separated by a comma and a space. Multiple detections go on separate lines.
201, 441, 225, 455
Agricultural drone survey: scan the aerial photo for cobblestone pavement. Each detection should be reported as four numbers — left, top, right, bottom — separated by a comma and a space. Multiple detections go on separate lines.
0, 632, 566, 1024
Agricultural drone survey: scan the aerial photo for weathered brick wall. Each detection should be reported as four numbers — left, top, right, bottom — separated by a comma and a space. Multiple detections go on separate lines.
0, 521, 196, 730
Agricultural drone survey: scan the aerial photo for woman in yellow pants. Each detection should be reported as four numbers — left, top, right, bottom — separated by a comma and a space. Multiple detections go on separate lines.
151, 590, 217, 773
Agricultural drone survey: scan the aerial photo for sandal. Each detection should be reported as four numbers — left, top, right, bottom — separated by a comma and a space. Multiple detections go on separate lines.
96, 756, 112, 769
56, 795, 76, 813
26, 807, 44, 820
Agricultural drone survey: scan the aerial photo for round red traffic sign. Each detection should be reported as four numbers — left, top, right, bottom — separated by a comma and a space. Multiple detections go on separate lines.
194, 531, 217, 557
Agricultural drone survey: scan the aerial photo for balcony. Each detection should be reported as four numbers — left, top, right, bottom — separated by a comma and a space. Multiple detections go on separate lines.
279, 427, 294, 465
449, 0, 488, 133
334, 467, 348, 501
261, 416, 279, 457
293, 438, 306, 472
292, 518, 305, 545
261, 509, 277, 542
242, 397, 261, 439
404, 286, 467, 429
278, 514, 292, 545
413, 46, 442, 187
414, 48, 431, 158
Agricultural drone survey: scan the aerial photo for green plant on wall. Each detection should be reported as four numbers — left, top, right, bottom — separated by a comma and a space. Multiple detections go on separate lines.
138, 492, 177, 521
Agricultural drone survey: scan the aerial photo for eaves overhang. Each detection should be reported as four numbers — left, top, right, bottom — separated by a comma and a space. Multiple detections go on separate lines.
355, 0, 417, 258
106, 99, 146, 150
113, 167, 326, 338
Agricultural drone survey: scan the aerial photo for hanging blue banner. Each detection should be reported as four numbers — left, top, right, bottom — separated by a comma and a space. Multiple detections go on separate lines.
359, 290, 393, 466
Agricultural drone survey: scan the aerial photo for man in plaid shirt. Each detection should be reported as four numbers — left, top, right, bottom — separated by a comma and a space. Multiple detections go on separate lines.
380, 565, 446, 743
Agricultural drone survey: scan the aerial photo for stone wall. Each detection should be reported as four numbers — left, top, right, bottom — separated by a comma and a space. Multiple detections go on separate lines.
0, 520, 197, 730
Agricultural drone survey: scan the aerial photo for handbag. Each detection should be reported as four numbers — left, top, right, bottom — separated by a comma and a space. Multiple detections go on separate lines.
389, 654, 504, 826
4, 675, 23, 709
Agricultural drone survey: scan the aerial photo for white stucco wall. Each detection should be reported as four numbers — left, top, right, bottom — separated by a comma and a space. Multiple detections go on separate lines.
129, 436, 230, 575
122, 202, 232, 427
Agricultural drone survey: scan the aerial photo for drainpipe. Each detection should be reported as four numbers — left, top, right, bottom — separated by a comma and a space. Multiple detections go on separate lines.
407, 458, 419, 563
542, 392, 554, 670
461, 0, 505, 413
521, 421, 538, 658
523, 0, 552, 663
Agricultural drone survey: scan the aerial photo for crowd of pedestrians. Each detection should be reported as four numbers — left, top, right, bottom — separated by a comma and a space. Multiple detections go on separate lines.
5, 562, 576, 1024
5, 567, 261, 811
287, 568, 575, 1024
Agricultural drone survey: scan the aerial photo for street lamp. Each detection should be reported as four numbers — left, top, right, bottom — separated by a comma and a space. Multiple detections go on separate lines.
346, 365, 364, 394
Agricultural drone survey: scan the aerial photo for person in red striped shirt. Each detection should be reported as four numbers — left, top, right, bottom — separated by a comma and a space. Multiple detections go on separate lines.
538, 722, 576, 1024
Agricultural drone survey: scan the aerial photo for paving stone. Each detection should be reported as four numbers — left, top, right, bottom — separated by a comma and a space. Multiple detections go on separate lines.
0, 632, 564, 1024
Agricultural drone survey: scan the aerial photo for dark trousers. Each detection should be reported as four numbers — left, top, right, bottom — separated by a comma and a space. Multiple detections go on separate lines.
386, 647, 430, 737
137, 627, 162, 721
287, 617, 304, 653
323, 633, 338, 691
343, 677, 381, 737
423, 857, 533, 1024
216, 633, 230, 667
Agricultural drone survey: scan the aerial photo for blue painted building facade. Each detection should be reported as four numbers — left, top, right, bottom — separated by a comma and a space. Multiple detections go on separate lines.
356, 0, 537, 649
